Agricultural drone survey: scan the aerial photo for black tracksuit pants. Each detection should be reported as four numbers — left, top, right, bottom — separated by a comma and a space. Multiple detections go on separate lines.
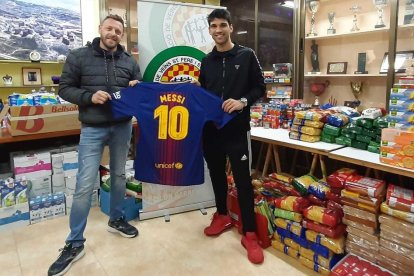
203, 124, 256, 233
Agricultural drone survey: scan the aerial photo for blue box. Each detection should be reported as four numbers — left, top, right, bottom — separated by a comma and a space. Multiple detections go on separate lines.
99, 189, 141, 221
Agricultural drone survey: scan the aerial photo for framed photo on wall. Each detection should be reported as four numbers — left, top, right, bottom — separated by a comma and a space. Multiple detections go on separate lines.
22, 68, 42, 85
380, 51, 414, 73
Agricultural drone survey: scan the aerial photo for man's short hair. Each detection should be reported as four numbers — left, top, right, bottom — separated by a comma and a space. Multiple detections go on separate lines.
207, 9, 232, 26
102, 14, 124, 29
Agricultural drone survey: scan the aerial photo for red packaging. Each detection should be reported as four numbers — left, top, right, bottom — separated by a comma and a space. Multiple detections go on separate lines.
327, 168, 357, 189
302, 219, 346, 239
331, 253, 394, 276
341, 189, 384, 209
386, 184, 414, 213
263, 181, 301, 197
303, 205, 342, 227
344, 175, 386, 198
326, 191, 342, 203
273, 196, 310, 212
307, 194, 327, 207
327, 200, 344, 217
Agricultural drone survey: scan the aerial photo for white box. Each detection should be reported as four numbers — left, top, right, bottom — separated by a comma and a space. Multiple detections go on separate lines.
29, 197, 42, 224
52, 174, 66, 193
0, 203, 30, 231
14, 151, 52, 179
51, 153, 64, 175
41, 195, 54, 221
28, 176, 52, 198
52, 193, 66, 218
62, 151, 78, 177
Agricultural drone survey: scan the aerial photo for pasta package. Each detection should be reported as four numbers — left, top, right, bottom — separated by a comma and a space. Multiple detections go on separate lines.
347, 233, 379, 251
271, 239, 299, 259
299, 256, 330, 275
289, 131, 321, 143
268, 172, 294, 184
302, 219, 347, 239
273, 231, 300, 250
345, 241, 378, 264
341, 189, 384, 209
380, 227, 414, 250
274, 218, 305, 237
307, 194, 327, 207
379, 214, 414, 234
341, 197, 380, 214
273, 208, 302, 223
346, 225, 379, 245
326, 168, 357, 189
344, 175, 386, 198
290, 124, 322, 136
327, 113, 350, 128
308, 180, 331, 200
263, 181, 301, 197
273, 196, 310, 212
292, 117, 324, 128
295, 110, 332, 122
342, 217, 377, 235
380, 202, 414, 223
299, 247, 343, 270
305, 229, 345, 254
386, 184, 414, 213
343, 205, 377, 222
303, 205, 342, 227
379, 246, 414, 270
343, 213, 378, 229
292, 174, 318, 195
376, 253, 413, 276
380, 237, 414, 261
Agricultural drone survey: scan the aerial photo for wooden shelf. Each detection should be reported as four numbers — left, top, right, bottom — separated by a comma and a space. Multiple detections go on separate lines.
305, 27, 389, 41
399, 23, 414, 30
304, 73, 387, 78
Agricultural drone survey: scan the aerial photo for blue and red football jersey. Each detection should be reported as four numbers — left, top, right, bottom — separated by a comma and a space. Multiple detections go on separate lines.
111, 82, 234, 186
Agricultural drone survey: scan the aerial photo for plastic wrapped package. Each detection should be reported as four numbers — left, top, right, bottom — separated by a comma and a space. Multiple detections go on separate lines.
386, 184, 414, 213
276, 227, 309, 248
328, 106, 360, 118
320, 132, 336, 143
323, 124, 342, 136
342, 204, 378, 222
303, 205, 342, 227
292, 174, 318, 196
273, 230, 300, 250
345, 241, 378, 264
251, 179, 263, 189
273, 196, 310, 212
263, 181, 301, 197
302, 219, 346, 239
325, 192, 341, 204
342, 217, 377, 235
335, 136, 352, 146
308, 241, 331, 259
292, 117, 325, 128
307, 194, 327, 207
299, 247, 343, 270
326, 168, 357, 189
330, 253, 394, 276
343, 213, 378, 229
273, 208, 302, 223
295, 110, 332, 122
379, 214, 414, 234
340, 189, 384, 209
379, 246, 414, 270
380, 237, 414, 261
356, 117, 374, 129
380, 226, 414, 250
362, 107, 384, 119
326, 200, 343, 216
345, 175, 385, 197
351, 139, 368, 150
346, 226, 379, 245
373, 116, 389, 128
299, 256, 330, 275
376, 252, 413, 275
340, 196, 380, 214
290, 124, 322, 136
274, 218, 305, 237
327, 113, 349, 128
271, 239, 299, 259
268, 172, 294, 185
289, 131, 321, 143
380, 202, 414, 223
347, 233, 379, 251
308, 180, 331, 200
305, 229, 345, 254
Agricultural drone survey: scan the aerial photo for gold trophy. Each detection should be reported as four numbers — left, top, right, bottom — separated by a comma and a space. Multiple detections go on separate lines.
350, 81, 363, 107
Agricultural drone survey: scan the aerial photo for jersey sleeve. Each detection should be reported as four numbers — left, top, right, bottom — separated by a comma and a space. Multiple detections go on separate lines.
110, 85, 142, 119
192, 85, 235, 129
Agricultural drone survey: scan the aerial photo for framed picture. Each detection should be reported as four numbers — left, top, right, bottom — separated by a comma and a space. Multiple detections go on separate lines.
327, 62, 348, 74
380, 51, 414, 74
22, 68, 42, 85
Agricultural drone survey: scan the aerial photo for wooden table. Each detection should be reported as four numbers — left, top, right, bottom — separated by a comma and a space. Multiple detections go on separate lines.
329, 147, 414, 179
251, 127, 344, 177
0, 128, 81, 144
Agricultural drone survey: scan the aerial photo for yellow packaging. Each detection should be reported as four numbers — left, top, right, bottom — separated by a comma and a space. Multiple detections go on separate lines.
380, 202, 414, 223
271, 239, 299, 259
299, 247, 332, 269
273, 231, 300, 250
290, 124, 322, 136
293, 117, 325, 128
274, 218, 303, 237
305, 229, 345, 254
299, 256, 330, 275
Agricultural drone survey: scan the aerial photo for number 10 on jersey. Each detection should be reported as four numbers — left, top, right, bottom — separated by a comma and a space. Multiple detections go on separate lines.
154, 105, 189, 140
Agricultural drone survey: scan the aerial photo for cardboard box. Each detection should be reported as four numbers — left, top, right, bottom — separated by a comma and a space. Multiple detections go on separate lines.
8, 104, 80, 136
0, 203, 30, 231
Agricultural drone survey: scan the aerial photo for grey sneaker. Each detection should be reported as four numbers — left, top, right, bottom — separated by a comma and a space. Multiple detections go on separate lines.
48, 243, 85, 276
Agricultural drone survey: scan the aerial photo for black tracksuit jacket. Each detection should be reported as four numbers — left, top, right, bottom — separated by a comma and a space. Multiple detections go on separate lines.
199, 43, 265, 134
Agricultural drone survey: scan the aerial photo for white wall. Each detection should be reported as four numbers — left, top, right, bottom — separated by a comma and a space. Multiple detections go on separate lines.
81, 0, 101, 44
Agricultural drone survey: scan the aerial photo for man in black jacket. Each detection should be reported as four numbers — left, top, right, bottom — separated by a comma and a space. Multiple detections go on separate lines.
196, 9, 265, 264
48, 14, 141, 276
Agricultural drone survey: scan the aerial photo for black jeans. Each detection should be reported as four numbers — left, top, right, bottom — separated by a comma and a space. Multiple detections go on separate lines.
203, 125, 256, 233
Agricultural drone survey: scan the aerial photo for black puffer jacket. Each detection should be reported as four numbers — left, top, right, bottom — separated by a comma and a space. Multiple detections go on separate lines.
199, 44, 265, 133
59, 37, 142, 125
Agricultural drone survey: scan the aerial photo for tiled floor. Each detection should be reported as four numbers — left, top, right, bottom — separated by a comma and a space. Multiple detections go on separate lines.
0, 207, 318, 276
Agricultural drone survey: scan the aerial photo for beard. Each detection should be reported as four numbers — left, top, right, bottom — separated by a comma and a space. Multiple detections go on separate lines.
101, 36, 118, 51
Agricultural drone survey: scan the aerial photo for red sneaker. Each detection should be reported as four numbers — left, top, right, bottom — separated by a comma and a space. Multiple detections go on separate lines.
204, 212, 233, 236
241, 232, 264, 264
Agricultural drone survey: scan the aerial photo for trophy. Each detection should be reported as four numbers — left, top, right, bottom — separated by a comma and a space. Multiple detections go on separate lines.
374, 0, 388, 28
350, 5, 361, 32
327, 12, 336, 34
310, 80, 330, 106
350, 81, 363, 107
307, 0, 320, 37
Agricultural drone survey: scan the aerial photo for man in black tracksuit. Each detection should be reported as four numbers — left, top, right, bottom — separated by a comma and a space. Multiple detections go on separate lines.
196, 9, 265, 264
